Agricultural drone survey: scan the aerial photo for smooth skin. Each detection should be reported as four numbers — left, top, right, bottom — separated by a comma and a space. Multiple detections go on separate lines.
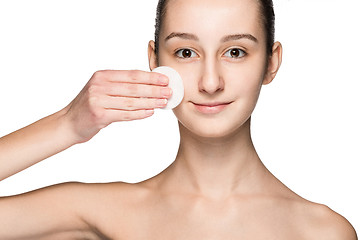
0, 0, 357, 239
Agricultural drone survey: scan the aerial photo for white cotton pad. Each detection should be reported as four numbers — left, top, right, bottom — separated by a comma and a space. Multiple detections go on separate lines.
152, 66, 184, 110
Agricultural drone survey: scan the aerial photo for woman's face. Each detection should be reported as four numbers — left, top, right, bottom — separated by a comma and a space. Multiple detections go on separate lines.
151, 0, 277, 139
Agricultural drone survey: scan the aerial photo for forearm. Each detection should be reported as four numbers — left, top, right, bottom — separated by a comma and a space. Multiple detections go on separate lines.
0, 69, 168, 181
0, 108, 78, 181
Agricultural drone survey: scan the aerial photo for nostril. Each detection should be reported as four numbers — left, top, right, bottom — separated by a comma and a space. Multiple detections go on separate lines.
199, 76, 224, 94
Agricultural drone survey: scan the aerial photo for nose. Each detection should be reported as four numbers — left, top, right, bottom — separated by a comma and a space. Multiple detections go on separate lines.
198, 59, 224, 95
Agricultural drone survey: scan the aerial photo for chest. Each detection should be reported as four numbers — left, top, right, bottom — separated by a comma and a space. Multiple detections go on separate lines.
103, 206, 303, 240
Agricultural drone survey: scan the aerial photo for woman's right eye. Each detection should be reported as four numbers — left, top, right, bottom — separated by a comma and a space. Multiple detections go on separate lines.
175, 49, 198, 59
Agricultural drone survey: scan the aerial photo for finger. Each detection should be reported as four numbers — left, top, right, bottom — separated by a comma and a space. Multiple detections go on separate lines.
100, 96, 168, 110
105, 82, 172, 99
95, 70, 169, 86
105, 109, 155, 122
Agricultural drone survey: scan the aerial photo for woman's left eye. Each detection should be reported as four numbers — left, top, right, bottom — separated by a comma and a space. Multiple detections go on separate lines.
224, 48, 246, 58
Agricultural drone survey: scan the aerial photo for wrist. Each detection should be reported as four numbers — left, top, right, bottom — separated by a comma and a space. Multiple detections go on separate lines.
55, 107, 84, 146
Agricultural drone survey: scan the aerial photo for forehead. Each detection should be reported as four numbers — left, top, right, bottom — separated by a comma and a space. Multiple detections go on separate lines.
162, 0, 263, 40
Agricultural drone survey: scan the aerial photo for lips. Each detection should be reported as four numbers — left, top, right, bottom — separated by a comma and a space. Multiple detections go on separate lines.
192, 101, 232, 114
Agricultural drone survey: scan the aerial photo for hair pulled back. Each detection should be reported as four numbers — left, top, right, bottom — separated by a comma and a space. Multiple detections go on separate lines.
154, 0, 275, 56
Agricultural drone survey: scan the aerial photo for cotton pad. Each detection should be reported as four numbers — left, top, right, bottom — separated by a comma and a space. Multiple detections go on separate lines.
152, 66, 184, 110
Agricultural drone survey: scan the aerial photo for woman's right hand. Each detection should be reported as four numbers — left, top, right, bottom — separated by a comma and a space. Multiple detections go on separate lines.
0, 69, 170, 180
63, 70, 172, 143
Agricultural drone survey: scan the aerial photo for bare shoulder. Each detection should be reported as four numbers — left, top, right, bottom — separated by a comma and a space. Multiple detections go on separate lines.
315, 204, 357, 240
293, 199, 358, 240
69, 181, 157, 238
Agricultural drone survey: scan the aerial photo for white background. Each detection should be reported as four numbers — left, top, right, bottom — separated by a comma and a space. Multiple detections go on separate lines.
0, 0, 359, 233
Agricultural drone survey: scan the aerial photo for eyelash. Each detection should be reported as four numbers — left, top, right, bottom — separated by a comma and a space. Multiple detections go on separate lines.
174, 48, 247, 59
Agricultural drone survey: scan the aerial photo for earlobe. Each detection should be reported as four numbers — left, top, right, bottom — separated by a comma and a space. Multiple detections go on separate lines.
263, 41, 283, 85
148, 40, 158, 71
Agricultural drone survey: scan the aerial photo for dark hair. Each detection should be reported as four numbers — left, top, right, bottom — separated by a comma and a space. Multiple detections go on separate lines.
154, 0, 169, 57
154, 0, 275, 56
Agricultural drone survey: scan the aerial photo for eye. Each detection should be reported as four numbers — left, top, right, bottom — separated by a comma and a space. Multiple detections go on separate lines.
175, 48, 198, 59
224, 48, 246, 58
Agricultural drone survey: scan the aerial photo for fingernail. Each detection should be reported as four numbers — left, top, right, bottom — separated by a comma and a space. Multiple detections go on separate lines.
157, 98, 168, 106
159, 75, 169, 85
146, 109, 154, 115
161, 88, 172, 97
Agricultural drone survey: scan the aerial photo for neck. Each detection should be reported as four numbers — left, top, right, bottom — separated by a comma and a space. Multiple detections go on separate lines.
161, 118, 269, 199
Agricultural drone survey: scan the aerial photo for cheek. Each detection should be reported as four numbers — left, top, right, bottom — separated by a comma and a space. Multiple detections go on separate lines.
167, 64, 202, 100
223, 63, 264, 99
181, 69, 201, 97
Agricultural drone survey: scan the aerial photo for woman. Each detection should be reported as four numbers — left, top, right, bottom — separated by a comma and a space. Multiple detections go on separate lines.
0, 0, 357, 239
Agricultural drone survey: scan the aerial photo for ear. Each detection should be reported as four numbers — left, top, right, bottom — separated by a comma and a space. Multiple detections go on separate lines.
148, 40, 158, 71
263, 41, 283, 85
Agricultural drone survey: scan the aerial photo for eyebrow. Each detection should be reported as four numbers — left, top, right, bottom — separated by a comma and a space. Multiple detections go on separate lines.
165, 32, 199, 41
164, 32, 258, 43
221, 33, 258, 43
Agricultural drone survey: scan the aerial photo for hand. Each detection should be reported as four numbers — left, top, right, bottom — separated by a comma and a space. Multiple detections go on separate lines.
63, 70, 171, 143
